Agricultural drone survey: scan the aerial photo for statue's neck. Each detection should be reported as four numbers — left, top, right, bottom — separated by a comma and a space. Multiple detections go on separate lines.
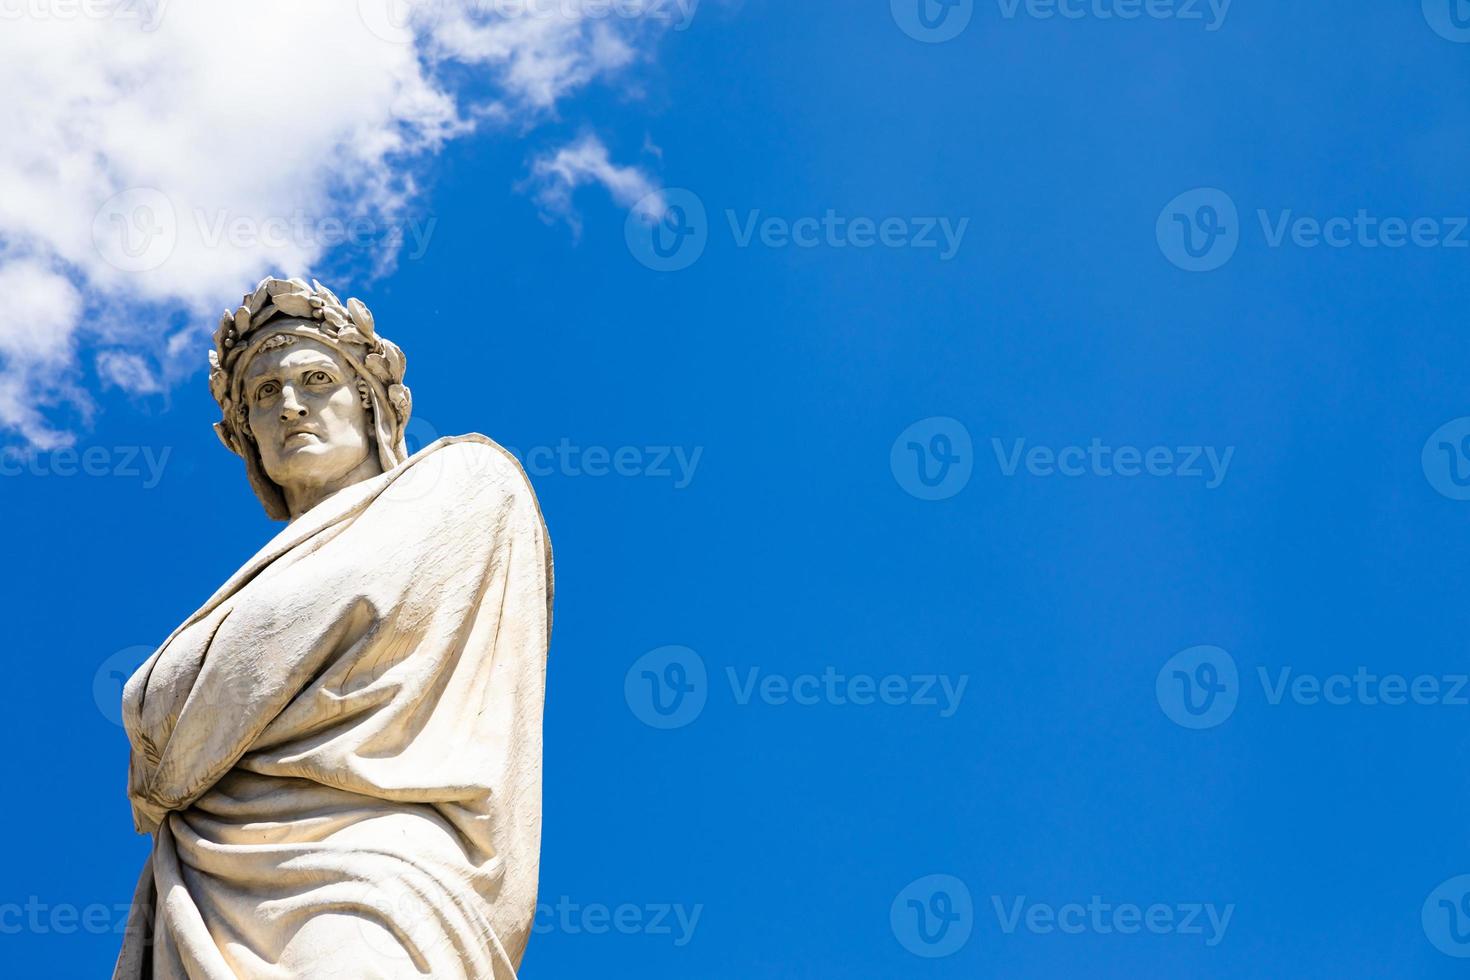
284, 453, 385, 520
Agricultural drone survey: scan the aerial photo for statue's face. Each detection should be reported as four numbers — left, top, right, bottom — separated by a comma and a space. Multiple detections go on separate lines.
243, 336, 375, 492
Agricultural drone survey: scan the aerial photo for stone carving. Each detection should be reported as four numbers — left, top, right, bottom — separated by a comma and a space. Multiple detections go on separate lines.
114, 278, 553, 979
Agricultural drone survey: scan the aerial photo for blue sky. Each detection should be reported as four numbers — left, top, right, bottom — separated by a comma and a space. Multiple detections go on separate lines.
5, 0, 1470, 976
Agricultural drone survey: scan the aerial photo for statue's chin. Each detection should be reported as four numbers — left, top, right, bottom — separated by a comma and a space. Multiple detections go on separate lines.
265, 444, 365, 490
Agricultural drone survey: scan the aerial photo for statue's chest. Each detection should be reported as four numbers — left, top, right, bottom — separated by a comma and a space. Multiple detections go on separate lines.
128, 575, 286, 752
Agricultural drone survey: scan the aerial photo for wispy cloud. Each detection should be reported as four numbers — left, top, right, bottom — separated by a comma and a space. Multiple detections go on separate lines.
527, 134, 662, 235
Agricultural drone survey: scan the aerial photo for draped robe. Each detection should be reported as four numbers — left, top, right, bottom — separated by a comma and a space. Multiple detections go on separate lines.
113, 436, 552, 979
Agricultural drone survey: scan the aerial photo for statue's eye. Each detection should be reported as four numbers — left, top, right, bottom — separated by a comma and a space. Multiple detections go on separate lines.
305, 370, 332, 385
255, 381, 279, 400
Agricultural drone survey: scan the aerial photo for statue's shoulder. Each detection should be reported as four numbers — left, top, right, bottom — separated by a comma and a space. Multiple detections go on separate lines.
425, 436, 550, 559
423, 433, 541, 505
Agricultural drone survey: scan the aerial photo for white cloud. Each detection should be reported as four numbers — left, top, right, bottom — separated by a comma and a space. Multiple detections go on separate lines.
528, 133, 661, 234
0, 0, 678, 443
0, 259, 84, 447
96, 351, 165, 396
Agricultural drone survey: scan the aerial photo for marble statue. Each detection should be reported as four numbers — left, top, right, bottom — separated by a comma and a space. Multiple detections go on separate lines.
113, 278, 553, 979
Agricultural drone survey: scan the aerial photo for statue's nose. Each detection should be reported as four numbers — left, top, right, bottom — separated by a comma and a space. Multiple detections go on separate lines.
279, 390, 308, 422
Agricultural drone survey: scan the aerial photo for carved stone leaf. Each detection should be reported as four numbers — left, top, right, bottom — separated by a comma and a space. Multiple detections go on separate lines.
265, 278, 298, 297
272, 292, 315, 318
383, 341, 405, 378
250, 302, 280, 329
388, 383, 411, 422
313, 280, 344, 308
233, 306, 251, 336
364, 352, 392, 384
346, 298, 376, 340
334, 325, 369, 346
249, 281, 272, 309
214, 311, 233, 349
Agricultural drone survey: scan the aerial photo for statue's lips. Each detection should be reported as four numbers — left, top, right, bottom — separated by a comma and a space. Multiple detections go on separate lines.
282, 430, 323, 447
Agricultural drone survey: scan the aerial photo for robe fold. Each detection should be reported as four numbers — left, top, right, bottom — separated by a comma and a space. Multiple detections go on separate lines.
114, 435, 552, 979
